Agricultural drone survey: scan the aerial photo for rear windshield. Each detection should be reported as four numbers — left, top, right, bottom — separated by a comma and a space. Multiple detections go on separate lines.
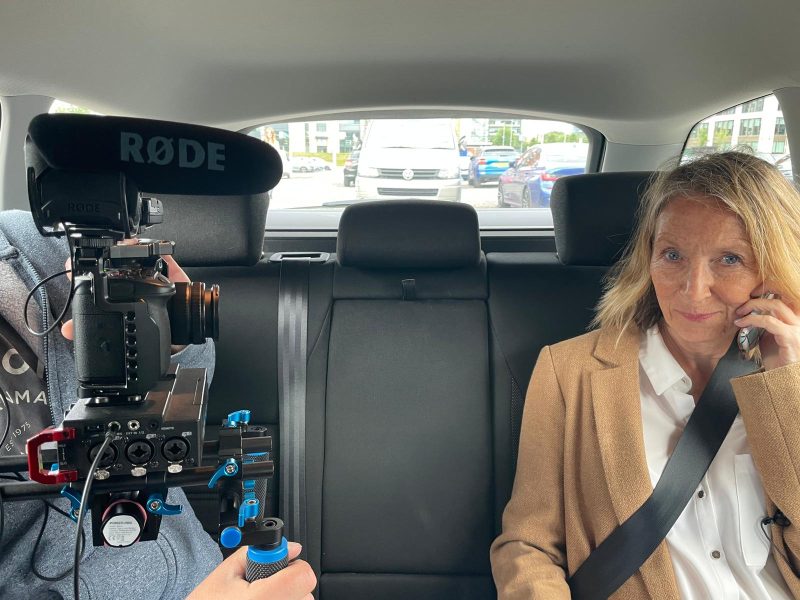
247, 116, 590, 215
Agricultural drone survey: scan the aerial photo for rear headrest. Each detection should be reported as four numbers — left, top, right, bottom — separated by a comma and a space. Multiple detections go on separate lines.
337, 200, 481, 269
145, 192, 269, 266
550, 171, 652, 266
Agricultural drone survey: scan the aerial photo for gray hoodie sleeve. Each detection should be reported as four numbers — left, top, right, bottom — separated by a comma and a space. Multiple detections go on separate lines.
171, 338, 216, 384
0, 210, 223, 600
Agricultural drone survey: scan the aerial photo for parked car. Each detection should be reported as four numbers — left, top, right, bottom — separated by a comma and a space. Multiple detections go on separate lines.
356, 118, 462, 202
498, 163, 583, 207
468, 145, 519, 186
343, 150, 360, 186
498, 143, 589, 207
292, 156, 318, 173
308, 157, 333, 171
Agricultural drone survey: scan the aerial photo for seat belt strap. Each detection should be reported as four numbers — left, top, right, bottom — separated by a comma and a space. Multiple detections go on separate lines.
567, 342, 755, 599
277, 257, 310, 551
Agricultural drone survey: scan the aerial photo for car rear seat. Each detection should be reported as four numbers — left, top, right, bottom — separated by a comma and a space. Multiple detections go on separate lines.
181, 173, 650, 598
184, 253, 334, 530
305, 200, 497, 599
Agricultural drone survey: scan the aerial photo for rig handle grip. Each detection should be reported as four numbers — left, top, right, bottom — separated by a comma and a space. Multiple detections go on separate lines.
245, 537, 289, 582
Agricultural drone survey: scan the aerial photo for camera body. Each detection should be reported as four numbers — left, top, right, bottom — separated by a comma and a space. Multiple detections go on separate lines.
72, 238, 173, 399
70, 234, 218, 402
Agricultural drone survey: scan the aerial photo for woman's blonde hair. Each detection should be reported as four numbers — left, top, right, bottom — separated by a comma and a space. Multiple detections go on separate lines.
593, 151, 800, 336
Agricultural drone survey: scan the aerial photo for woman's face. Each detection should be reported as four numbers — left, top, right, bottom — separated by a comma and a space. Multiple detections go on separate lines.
650, 196, 763, 352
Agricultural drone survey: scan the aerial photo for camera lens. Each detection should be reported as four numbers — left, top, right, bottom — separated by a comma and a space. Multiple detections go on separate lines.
170, 281, 220, 345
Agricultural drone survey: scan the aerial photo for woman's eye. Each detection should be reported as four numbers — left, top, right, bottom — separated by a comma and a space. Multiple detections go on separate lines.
721, 254, 741, 265
664, 250, 680, 261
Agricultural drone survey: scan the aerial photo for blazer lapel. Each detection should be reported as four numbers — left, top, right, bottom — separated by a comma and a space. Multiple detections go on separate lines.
589, 327, 678, 599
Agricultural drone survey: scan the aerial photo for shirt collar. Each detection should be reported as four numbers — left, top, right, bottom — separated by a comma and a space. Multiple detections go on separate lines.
639, 325, 693, 396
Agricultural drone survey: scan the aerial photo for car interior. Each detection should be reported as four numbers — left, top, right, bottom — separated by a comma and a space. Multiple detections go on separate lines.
1, 2, 799, 598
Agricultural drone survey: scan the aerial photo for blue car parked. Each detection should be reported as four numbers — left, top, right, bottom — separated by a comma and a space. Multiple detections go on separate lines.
468, 145, 519, 186
497, 143, 588, 207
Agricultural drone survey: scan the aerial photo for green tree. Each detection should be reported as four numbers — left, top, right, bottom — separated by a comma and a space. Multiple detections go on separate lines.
543, 131, 588, 144
525, 136, 541, 147
491, 126, 521, 149
543, 131, 567, 143
565, 132, 588, 143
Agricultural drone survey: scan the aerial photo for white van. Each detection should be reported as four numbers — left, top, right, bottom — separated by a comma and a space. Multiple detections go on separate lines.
356, 118, 462, 202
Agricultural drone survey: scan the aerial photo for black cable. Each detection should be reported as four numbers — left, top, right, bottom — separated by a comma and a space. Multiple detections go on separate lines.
23, 268, 75, 337
24, 230, 76, 337
760, 514, 800, 578
0, 469, 86, 582
0, 473, 21, 550
0, 487, 4, 552
74, 429, 114, 600
0, 388, 10, 450
0, 473, 23, 548
31, 500, 86, 582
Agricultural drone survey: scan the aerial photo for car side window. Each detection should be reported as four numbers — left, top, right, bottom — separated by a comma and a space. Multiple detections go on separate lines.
682, 94, 792, 180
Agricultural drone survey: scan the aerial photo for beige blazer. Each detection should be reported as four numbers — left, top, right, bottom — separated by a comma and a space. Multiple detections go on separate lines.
491, 326, 800, 599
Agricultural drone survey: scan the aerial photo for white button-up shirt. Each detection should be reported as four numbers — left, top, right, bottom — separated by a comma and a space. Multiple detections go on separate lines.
639, 325, 792, 599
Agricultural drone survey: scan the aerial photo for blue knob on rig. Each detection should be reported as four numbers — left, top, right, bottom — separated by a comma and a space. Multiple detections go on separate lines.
245, 518, 289, 582
220, 526, 243, 549
225, 410, 251, 427
145, 493, 183, 516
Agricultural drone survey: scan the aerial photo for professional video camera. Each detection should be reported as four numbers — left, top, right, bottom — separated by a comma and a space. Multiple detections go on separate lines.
0, 114, 288, 590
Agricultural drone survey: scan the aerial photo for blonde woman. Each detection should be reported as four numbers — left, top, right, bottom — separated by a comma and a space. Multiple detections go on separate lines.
491, 152, 800, 599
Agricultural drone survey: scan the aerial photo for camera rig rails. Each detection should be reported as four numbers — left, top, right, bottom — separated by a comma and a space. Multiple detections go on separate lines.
0, 408, 286, 578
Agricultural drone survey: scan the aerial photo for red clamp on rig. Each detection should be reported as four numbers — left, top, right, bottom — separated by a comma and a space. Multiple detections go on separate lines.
26, 426, 79, 484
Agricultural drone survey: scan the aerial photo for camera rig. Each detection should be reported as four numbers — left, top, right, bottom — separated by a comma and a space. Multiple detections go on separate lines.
0, 113, 286, 586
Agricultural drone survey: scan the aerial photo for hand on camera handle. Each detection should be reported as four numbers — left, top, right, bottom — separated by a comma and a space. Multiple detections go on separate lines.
245, 537, 290, 582
186, 541, 316, 600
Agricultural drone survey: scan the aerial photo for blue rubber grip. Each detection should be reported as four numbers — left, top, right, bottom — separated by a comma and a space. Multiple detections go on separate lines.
245, 538, 289, 581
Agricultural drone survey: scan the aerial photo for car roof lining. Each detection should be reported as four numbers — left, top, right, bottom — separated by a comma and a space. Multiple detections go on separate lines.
0, 1, 798, 145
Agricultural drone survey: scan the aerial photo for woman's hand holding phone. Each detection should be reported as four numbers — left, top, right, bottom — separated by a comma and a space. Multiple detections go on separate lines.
736, 293, 775, 355
735, 292, 800, 370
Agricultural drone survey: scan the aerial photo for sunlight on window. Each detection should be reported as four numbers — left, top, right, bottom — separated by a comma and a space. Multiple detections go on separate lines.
49, 100, 101, 115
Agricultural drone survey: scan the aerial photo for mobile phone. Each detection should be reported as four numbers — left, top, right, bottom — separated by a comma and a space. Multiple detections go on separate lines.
737, 292, 776, 354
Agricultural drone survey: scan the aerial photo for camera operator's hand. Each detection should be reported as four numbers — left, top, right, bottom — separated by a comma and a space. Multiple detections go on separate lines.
60, 254, 190, 354
186, 542, 316, 600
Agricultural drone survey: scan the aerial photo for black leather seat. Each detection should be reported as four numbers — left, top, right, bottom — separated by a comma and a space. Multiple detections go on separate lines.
305, 200, 496, 599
